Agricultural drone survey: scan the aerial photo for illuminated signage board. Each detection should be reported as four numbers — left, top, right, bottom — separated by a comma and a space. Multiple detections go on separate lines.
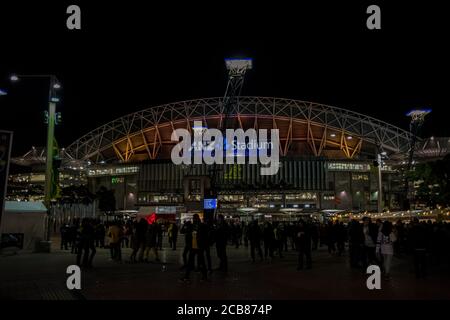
204, 198, 217, 209
111, 177, 124, 184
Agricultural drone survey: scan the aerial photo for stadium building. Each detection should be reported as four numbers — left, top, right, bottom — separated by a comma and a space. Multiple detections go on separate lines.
63, 96, 416, 219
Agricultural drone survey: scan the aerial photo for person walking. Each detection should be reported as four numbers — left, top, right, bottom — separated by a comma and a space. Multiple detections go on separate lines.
156, 222, 163, 251
409, 218, 429, 278
70, 220, 80, 254
248, 220, 263, 262
326, 221, 336, 255
76, 219, 96, 268
181, 214, 208, 282
172, 222, 178, 250
168, 223, 174, 249
296, 220, 312, 270
243, 222, 249, 247
336, 221, 346, 256
136, 218, 149, 262
273, 222, 284, 258
107, 221, 123, 262
376, 221, 396, 279
60, 224, 69, 250
215, 214, 229, 272
144, 222, 159, 262
95, 221, 105, 248
310, 223, 319, 251
122, 222, 131, 248
348, 219, 364, 268
204, 220, 214, 273
263, 221, 274, 261
129, 222, 139, 262
180, 220, 193, 269
362, 217, 378, 268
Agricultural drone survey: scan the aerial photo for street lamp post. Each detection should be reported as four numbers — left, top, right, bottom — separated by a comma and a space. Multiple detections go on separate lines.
10, 74, 61, 241
43, 76, 62, 214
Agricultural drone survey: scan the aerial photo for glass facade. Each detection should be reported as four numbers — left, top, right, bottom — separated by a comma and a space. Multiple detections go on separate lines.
84, 158, 400, 212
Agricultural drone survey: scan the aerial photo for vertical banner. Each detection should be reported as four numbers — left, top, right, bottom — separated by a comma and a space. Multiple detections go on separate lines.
0, 130, 13, 228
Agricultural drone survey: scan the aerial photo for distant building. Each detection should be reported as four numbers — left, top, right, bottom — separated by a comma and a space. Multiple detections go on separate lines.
7, 146, 86, 201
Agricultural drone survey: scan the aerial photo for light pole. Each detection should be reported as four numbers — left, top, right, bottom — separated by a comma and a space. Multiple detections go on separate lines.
10, 74, 61, 240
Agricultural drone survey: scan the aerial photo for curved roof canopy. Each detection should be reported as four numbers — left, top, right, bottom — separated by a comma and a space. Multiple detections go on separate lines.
66, 97, 412, 163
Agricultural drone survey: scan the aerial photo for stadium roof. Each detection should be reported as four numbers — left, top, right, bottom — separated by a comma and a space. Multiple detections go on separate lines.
65, 97, 413, 163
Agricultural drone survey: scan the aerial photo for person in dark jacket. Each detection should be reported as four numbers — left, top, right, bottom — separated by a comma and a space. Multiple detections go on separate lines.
94, 221, 105, 248
296, 220, 312, 270
273, 222, 284, 258
395, 219, 405, 255
204, 220, 214, 272
362, 217, 379, 268
336, 221, 346, 256
242, 222, 249, 247
248, 220, 263, 262
76, 218, 96, 268
180, 220, 193, 269
409, 218, 429, 278
263, 222, 274, 260
136, 218, 149, 262
326, 221, 336, 255
348, 219, 364, 268
215, 214, 229, 272
60, 224, 69, 250
310, 223, 319, 251
70, 220, 80, 254
171, 223, 179, 250
156, 222, 163, 250
181, 214, 208, 281
231, 222, 241, 249
143, 222, 159, 262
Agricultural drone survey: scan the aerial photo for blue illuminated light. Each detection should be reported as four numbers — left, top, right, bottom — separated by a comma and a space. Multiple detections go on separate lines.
225, 58, 253, 62
406, 109, 432, 116
204, 198, 217, 209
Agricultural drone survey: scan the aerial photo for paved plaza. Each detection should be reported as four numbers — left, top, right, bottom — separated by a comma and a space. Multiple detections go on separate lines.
1, 237, 450, 300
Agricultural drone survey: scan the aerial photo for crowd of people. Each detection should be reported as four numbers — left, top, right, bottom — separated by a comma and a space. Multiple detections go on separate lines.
59, 218, 170, 267
59, 215, 450, 281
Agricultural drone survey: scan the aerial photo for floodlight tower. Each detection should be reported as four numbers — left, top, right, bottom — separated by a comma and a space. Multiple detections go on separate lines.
403, 109, 431, 209
205, 58, 252, 220
220, 58, 253, 131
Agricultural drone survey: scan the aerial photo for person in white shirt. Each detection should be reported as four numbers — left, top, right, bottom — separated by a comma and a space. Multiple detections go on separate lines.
376, 221, 397, 279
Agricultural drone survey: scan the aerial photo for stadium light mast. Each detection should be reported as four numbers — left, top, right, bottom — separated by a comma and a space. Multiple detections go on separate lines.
10, 74, 61, 243
206, 58, 252, 221
403, 109, 431, 210
220, 58, 253, 131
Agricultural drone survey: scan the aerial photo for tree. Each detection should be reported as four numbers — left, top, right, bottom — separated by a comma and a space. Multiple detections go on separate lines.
408, 154, 450, 207
96, 186, 116, 214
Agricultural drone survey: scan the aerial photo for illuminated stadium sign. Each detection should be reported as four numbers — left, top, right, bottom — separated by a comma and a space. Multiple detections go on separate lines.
88, 166, 139, 177
172, 121, 280, 175
328, 162, 393, 172
328, 162, 370, 171
204, 198, 217, 210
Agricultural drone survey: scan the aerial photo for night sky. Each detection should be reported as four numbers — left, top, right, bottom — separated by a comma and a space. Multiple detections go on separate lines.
0, 1, 448, 157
